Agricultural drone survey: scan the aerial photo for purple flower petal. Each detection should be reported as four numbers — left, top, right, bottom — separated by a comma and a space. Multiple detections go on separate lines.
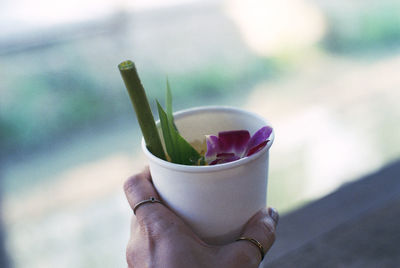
217, 130, 250, 156
216, 153, 236, 158
205, 126, 273, 165
209, 155, 240, 165
205, 135, 220, 158
246, 140, 269, 156
244, 126, 273, 156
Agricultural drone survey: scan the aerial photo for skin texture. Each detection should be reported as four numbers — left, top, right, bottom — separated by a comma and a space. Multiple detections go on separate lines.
124, 167, 279, 268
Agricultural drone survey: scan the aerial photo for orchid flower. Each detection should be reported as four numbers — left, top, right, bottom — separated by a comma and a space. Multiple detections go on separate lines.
205, 126, 273, 165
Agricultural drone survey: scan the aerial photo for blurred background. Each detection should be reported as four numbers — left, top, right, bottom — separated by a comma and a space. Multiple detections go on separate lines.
1, 0, 399, 267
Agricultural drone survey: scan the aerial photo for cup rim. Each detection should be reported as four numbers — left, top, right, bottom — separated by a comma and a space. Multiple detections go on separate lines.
141, 106, 274, 173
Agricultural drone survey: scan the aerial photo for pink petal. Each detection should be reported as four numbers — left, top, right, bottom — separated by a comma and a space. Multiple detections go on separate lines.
245, 126, 272, 156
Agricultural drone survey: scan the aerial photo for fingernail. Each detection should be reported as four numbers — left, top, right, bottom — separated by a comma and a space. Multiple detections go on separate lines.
268, 207, 279, 224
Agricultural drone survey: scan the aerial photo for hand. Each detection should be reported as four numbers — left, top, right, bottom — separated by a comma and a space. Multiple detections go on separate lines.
124, 167, 279, 268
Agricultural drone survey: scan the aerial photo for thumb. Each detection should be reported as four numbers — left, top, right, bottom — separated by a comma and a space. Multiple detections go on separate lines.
219, 208, 279, 266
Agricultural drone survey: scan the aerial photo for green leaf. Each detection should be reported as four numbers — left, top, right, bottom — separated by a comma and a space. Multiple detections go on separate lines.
166, 78, 173, 116
157, 101, 178, 162
166, 78, 178, 131
157, 100, 201, 165
175, 133, 202, 165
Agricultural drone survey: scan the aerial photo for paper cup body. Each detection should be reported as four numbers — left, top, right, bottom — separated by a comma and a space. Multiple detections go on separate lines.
142, 106, 274, 244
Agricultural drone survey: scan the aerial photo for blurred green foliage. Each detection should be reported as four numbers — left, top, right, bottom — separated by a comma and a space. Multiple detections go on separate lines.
323, 2, 400, 52
166, 58, 278, 103
2, 0, 400, 157
0, 50, 276, 156
1, 66, 119, 154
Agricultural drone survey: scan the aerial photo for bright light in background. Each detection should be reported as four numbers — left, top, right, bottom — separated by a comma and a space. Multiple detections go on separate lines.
225, 0, 326, 56
0, 0, 203, 37
3, 0, 116, 26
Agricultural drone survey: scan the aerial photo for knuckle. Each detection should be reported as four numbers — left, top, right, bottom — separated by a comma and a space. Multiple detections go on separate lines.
124, 175, 141, 194
138, 211, 175, 238
262, 218, 276, 235
268, 230, 276, 244
258, 218, 276, 245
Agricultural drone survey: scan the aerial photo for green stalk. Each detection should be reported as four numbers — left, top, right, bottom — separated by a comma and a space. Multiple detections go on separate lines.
118, 60, 166, 160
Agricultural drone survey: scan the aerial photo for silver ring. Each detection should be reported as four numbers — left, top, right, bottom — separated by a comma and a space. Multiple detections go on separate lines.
236, 236, 265, 261
133, 197, 162, 215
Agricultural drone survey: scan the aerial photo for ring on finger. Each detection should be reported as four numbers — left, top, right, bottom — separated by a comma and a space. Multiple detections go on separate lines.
133, 197, 162, 215
236, 236, 265, 261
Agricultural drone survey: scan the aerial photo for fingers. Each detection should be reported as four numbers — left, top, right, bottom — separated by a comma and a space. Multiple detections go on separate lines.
124, 167, 182, 234
241, 207, 278, 256
124, 167, 169, 220
221, 207, 278, 266
124, 166, 159, 209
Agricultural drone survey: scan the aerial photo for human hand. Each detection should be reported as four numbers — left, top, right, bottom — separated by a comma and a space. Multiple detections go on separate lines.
124, 167, 279, 268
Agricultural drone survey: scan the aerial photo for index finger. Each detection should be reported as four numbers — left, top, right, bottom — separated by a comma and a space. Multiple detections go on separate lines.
124, 167, 190, 239
123, 166, 159, 209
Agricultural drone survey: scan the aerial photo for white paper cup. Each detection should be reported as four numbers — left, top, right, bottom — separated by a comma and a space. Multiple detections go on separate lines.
142, 106, 274, 245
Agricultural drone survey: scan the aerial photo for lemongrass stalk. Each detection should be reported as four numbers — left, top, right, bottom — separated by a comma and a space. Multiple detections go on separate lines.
118, 60, 166, 160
